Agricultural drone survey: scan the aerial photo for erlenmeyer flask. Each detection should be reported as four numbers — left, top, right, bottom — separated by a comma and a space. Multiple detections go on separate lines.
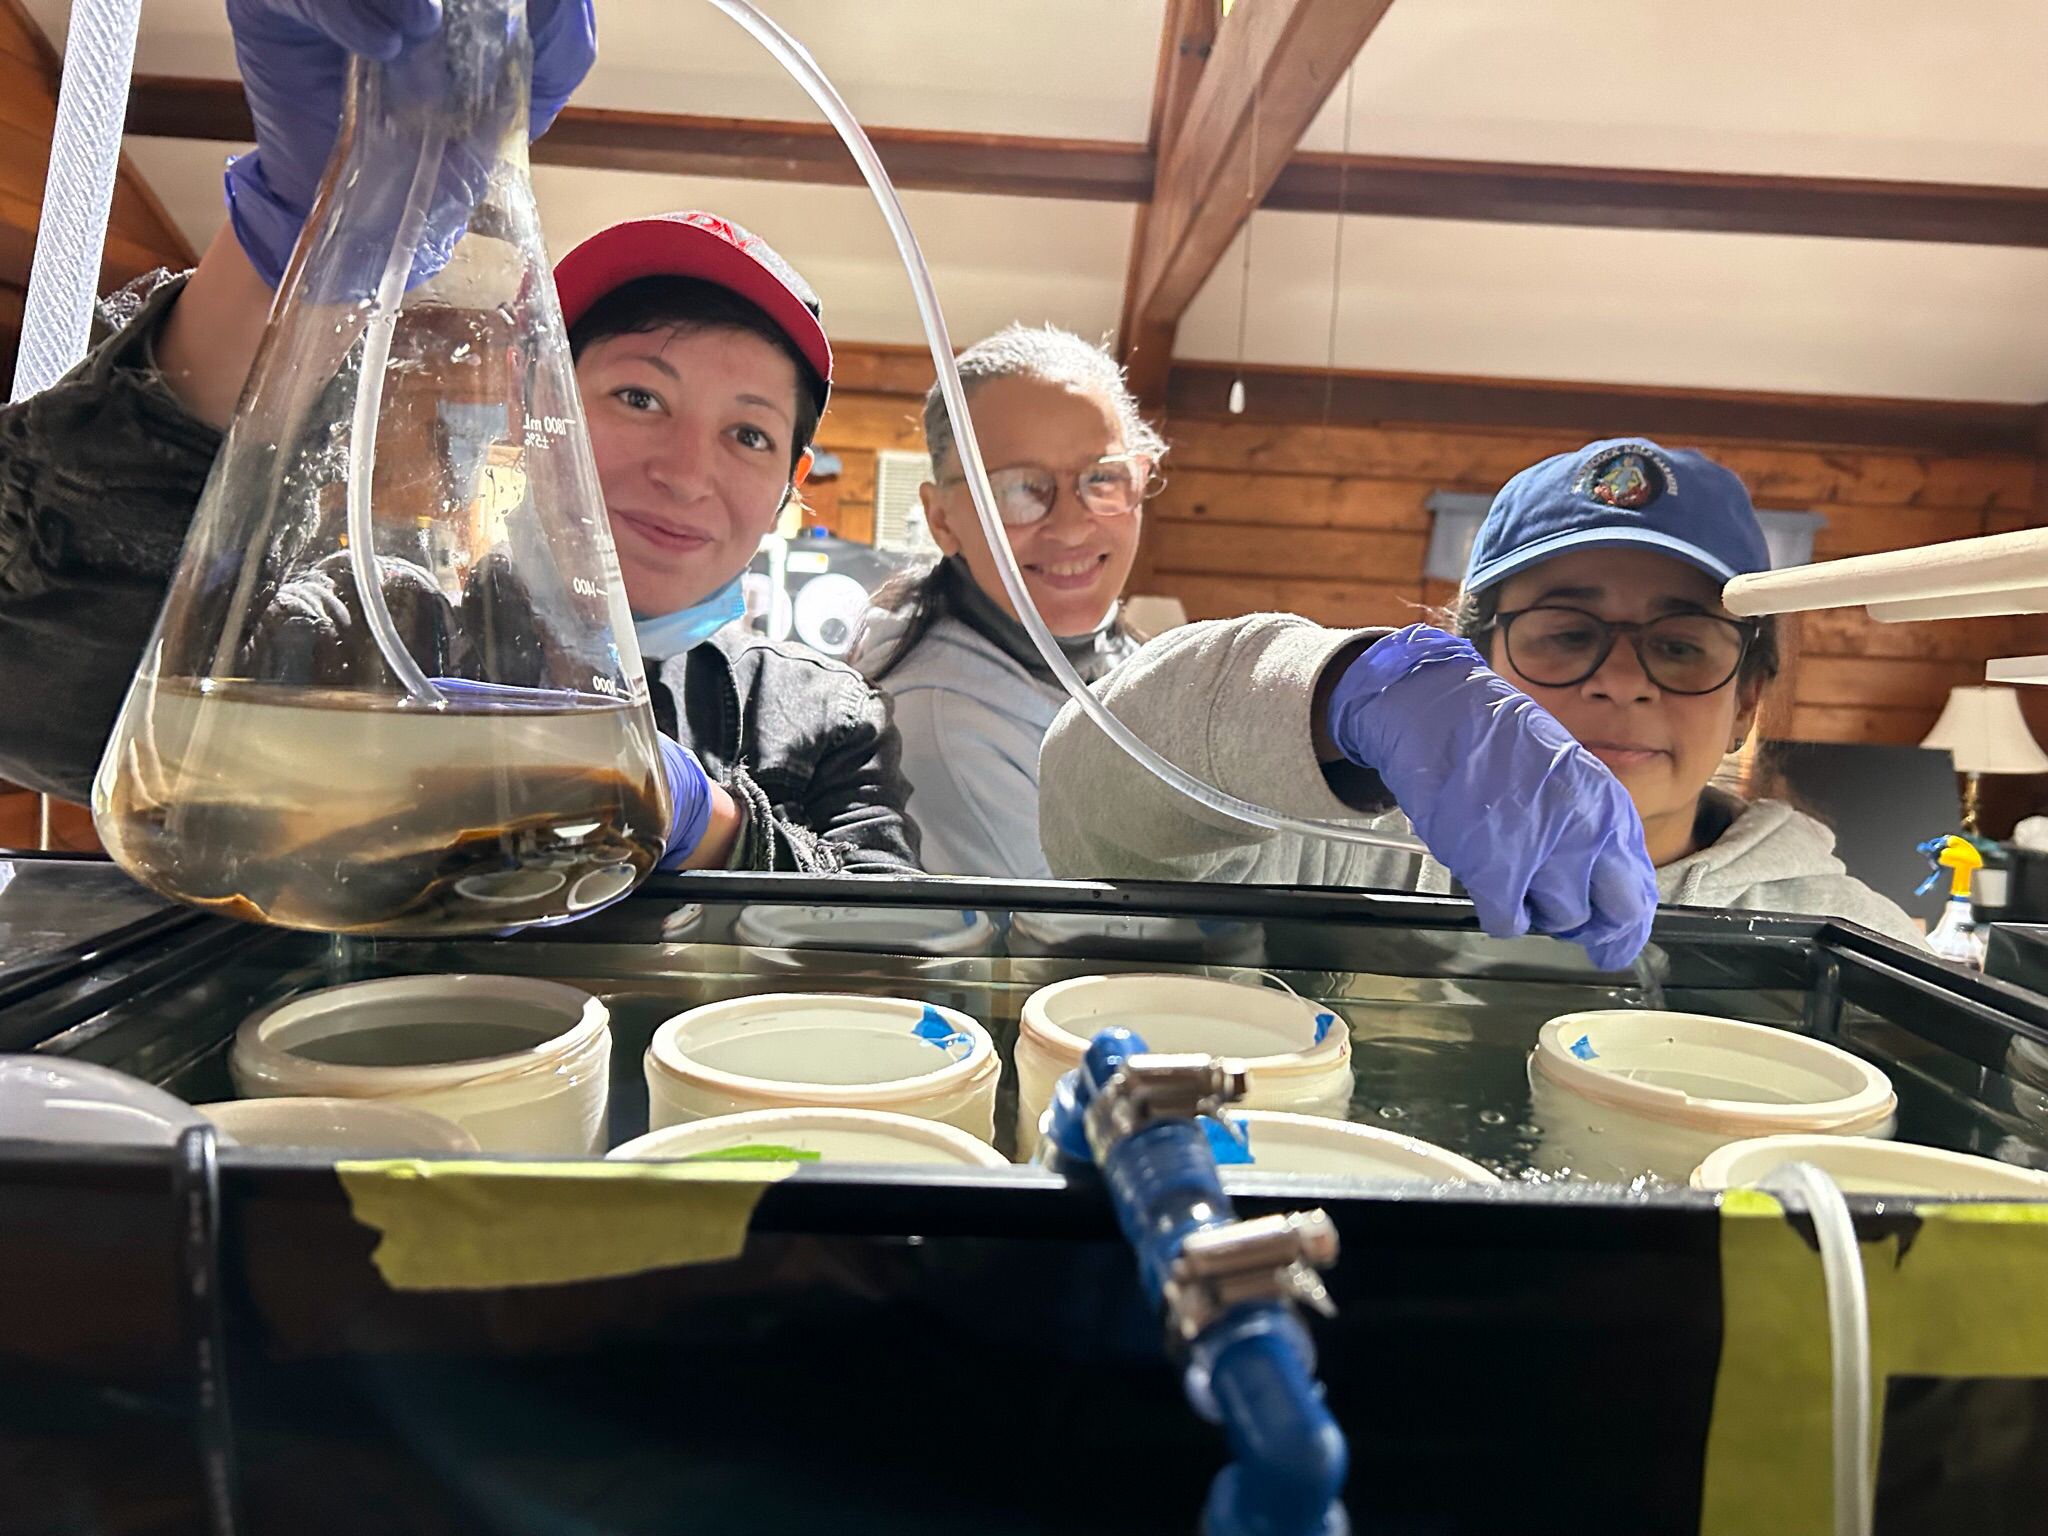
93, 0, 668, 935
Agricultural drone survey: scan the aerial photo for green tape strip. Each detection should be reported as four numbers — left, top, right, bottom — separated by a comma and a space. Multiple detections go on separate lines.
335, 1158, 796, 1292
1700, 1195, 2048, 1536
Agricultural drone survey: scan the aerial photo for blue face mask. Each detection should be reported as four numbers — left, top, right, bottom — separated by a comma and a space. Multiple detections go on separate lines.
633, 577, 746, 662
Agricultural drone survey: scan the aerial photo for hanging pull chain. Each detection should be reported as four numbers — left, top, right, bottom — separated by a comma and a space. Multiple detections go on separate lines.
1321, 65, 1357, 426
1228, 67, 1258, 415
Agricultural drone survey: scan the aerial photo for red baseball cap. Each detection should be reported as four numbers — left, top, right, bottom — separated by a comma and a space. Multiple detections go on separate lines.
554, 211, 832, 412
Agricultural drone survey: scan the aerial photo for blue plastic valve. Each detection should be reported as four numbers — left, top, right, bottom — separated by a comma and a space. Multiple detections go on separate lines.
1046, 1027, 1349, 1536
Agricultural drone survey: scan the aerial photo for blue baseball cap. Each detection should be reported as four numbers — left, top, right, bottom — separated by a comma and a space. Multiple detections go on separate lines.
1464, 438, 1772, 594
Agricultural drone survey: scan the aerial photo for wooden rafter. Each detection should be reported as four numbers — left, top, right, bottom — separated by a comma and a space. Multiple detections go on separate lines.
1117, 0, 1219, 407
1126, 0, 1396, 337
126, 78, 1155, 203
128, 75, 2048, 251
1165, 359, 2043, 458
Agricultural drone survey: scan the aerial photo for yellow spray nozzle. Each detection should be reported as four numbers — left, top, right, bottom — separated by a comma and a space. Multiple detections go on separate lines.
1937, 834, 1983, 898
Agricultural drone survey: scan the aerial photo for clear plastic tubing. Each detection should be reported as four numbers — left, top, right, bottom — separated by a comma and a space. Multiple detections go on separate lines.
703, 0, 1426, 862
1760, 1161, 1873, 1536
348, 127, 449, 707
10, 0, 145, 403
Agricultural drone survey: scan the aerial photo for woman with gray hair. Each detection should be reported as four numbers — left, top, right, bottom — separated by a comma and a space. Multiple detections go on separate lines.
852, 324, 1165, 876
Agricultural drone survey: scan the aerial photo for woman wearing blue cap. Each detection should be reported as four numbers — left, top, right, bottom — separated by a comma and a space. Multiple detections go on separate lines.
1039, 438, 1923, 954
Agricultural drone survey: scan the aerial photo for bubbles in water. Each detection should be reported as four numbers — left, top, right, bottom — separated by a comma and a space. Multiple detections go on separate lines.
1478, 1109, 1507, 1125
1516, 1123, 1541, 1136
1377, 1105, 1405, 1120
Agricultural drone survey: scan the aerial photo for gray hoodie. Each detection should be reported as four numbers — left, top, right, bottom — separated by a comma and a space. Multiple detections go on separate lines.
1038, 614, 1926, 947
855, 559, 1139, 877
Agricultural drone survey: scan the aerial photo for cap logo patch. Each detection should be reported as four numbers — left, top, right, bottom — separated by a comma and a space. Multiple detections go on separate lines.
1574, 444, 1677, 510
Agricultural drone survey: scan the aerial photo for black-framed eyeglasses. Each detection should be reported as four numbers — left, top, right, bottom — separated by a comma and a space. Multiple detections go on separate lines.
938, 452, 1154, 527
1491, 605, 1757, 696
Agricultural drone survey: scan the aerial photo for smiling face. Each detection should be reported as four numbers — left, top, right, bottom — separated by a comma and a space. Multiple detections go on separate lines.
1483, 546, 1762, 863
920, 375, 1144, 637
575, 325, 803, 618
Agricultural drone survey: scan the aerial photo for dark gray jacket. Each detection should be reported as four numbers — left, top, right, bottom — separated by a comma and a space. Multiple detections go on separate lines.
0, 273, 917, 874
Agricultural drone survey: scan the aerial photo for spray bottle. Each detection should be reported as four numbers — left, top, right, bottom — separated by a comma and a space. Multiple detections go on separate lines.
1919, 834, 1987, 968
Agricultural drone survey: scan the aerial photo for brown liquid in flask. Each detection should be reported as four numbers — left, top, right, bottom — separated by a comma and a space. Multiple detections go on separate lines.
93, 0, 665, 935
99, 683, 667, 933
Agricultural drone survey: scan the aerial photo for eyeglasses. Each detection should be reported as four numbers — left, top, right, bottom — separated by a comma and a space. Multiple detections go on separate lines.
939, 453, 1153, 527
1493, 606, 1757, 696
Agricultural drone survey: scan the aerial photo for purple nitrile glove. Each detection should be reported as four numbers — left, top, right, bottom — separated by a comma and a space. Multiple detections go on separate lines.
1324, 624, 1658, 971
657, 734, 715, 870
223, 0, 596, 287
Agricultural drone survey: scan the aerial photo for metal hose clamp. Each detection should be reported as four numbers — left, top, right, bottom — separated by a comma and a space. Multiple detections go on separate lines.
1163, 1210, 1341, 1342
1082, 1052, 1249, 1163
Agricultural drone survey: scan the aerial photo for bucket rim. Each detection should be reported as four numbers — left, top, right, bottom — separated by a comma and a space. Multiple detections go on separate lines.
1531, 1010, 1895, 1134
647, 992, 997, 1102
233, 973, 610, 1097
1018, 971, 1350, 1071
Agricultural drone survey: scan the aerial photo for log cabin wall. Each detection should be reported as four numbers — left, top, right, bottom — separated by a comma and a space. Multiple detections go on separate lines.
1141, 416, 2048, 751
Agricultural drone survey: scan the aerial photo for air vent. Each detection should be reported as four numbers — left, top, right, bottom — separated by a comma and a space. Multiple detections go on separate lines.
873, 449, 939, 555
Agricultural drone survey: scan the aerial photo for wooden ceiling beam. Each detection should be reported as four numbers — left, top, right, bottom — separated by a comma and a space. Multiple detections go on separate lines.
1128, 0, 1397, 335
1117, 0, 1219, 409
126, 75, 2048, 250
1165, 359, 2042, 459
125, 77, 1155, 203
1263, 152, 2048, 247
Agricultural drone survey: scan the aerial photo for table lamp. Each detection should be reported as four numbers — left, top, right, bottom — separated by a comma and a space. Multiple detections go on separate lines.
1920, 685, 2048, 835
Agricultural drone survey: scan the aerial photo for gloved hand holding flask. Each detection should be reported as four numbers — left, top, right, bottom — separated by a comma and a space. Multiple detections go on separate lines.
656, 734, 716, 870
224, 0, 596, 287
1323, 624, 1658, 971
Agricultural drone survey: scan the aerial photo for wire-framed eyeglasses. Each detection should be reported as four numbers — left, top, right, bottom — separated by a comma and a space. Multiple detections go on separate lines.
939, 452, 1154, 527
1491, 605, 1757, 696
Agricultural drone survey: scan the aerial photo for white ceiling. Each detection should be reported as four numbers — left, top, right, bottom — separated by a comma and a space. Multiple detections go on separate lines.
28, 0, 2048, 402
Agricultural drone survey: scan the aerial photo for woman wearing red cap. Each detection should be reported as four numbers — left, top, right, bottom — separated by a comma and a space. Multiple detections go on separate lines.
0, 1, 915, 873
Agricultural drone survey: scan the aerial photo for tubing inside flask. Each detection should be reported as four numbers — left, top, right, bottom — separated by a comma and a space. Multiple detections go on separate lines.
347, 125, 450, 708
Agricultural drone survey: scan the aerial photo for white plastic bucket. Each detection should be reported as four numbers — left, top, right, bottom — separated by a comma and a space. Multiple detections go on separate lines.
645, 993, 999, 1142
1015, 974, 1353, 1157
610, 1107, 1011, 1168
198, 1096, 479, 1154
1694, 1134, 2048, 1199
231, 975, 611, 1155
1529, 1011, 1896, 1183
0, 1055, 207, 1146
1217, 1110, 1498, 1184
731, 905, 997, 959
1008, 912, 1265, 967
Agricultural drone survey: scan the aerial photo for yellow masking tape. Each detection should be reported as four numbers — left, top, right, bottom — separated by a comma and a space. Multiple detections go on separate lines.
1700, 1193, 2048, 1536
335, 1158, 797, 1291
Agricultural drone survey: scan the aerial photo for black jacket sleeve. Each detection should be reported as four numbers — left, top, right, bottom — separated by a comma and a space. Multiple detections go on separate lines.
0, 272, 220, 800
679, 637, 922, 876
727, 691, 920, 876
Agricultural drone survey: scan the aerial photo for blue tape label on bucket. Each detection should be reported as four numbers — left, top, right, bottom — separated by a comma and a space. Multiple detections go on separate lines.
1314, 1012, 1336, 1045
913, 1005, 974, 1060
1570, 1034, 1599, 1061
1202, 1114, 1255, 1165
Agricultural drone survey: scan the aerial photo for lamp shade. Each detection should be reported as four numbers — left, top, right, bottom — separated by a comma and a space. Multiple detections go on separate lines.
1920, 686, 2048, 775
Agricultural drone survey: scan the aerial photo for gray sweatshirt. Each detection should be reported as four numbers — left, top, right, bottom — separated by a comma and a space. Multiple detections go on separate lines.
855, 558, 1139, 878
1038, 614, 1927, 947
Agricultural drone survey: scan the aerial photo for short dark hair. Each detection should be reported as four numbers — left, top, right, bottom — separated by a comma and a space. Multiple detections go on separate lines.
567, 275, 824, 473
1446, 583, 1781, 690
